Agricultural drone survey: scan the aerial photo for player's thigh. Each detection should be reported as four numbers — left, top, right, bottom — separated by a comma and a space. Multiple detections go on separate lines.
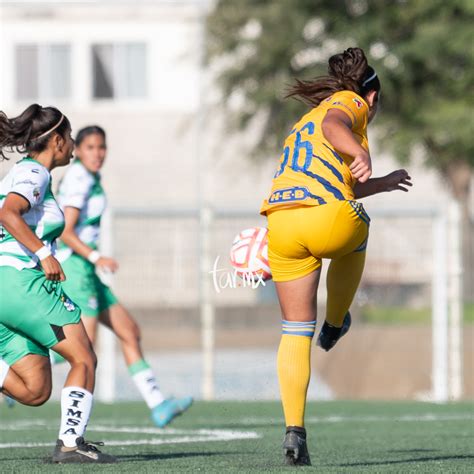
0, 320, 52, 400
52, 321, 96, 366
99, 303, 140, 343
267, 207, 321, 283
10, 353, 52, 395
96, 277, 119, 315
81, 315, 99, 345
0, 266, 81, 352
62, 255, 117, 345
274, 269, 321, 322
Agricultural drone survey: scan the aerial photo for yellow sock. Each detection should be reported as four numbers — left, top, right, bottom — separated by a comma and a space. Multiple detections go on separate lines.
277, 320, 315, 428
326, 250, 366, 327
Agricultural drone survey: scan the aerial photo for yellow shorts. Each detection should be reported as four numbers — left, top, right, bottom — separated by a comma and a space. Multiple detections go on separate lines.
267, 200, 370, 282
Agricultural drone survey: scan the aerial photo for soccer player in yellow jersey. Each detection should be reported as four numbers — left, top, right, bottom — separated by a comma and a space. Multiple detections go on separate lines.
260, 48, 412, 466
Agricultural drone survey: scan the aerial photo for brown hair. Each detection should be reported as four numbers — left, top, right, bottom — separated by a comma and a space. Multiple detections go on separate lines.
286, 47, 380, 107
0, 104, 71, 161
75, 125, 106, 147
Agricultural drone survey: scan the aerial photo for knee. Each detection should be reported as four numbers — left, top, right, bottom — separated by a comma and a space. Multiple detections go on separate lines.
69, 349, 97, 374
85, 349, 98, 372
21, 381, 52, 406
131, 322, 141, 343
29, 391, 51, 406
121, 322, 141, 347
90, 350, 98, 370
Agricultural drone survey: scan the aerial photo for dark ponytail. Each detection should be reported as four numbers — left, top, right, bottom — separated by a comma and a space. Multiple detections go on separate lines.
0, 104, 71, 161
286, 47, 380, 107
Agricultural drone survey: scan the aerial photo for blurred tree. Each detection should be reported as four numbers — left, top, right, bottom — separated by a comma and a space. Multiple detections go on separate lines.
207, 0, 474, 205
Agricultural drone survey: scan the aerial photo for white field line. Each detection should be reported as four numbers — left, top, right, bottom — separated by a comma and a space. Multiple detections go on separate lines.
193, 413, 474, 426
0, 427, 260, 449
307, 414, 474, 423
2, 413, 472, 433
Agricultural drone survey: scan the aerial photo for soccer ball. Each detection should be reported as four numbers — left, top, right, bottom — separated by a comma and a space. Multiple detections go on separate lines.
230, 227, 272, 281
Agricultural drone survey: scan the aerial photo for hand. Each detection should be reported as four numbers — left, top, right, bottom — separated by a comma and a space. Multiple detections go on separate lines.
384, 169, 413, 192
96, 256, 119, 273
40, 255, 66, 281
350, 151, 372, 183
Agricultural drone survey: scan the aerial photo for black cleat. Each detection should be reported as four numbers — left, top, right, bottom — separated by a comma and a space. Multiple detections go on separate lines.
283, 426, 311, 466
317, 311, 352, 352
52, 437, 116, 463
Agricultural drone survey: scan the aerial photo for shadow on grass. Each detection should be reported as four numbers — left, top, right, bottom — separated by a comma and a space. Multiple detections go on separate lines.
26, 451, 239, 464
390, 449, 438, 453
0, 456, 43, 463
117, 451, 238, 462
338, 454, 474, 467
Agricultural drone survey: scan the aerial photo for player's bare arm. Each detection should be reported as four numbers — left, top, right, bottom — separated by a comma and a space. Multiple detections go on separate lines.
61, 206, 118, 272
322, 108, 372, 183
354, 169, 413, 199
0, 193, 65, 281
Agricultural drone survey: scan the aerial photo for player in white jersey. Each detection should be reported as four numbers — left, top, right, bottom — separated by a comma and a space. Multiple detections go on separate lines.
0, 105, 115, 463
56, 126, 193, 427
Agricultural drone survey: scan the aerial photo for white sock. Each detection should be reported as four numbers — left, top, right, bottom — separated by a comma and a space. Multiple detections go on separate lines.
0, 359, 9, 389
58, 386, 93, 447
129, 359, 165, 409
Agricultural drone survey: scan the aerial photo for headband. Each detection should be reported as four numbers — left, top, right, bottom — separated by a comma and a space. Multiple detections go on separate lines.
33, 115, 64, 141
362, 71, 377, 87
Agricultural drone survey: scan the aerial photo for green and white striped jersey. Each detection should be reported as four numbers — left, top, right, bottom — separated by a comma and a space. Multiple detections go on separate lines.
0, 157, 65, 270
57, 159, 106, 261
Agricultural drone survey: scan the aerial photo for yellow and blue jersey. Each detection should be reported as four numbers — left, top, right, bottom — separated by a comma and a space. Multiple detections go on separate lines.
260, 90, 369, 215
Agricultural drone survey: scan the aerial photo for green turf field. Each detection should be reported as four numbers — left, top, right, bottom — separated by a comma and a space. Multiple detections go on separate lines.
1, 400, 473, 472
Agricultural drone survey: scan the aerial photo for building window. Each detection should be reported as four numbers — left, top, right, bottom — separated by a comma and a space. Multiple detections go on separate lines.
92, 43, 147, 99
15, 44, 71, 100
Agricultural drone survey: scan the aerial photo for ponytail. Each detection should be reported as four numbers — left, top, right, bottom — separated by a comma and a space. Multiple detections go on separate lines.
0, 104, 70, 161
286, 47, 380, 107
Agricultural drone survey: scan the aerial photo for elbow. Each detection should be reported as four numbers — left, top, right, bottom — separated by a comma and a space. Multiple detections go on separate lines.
0, 208, 11, 227
60, 227, 80, 247
60, 229, 73, 245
